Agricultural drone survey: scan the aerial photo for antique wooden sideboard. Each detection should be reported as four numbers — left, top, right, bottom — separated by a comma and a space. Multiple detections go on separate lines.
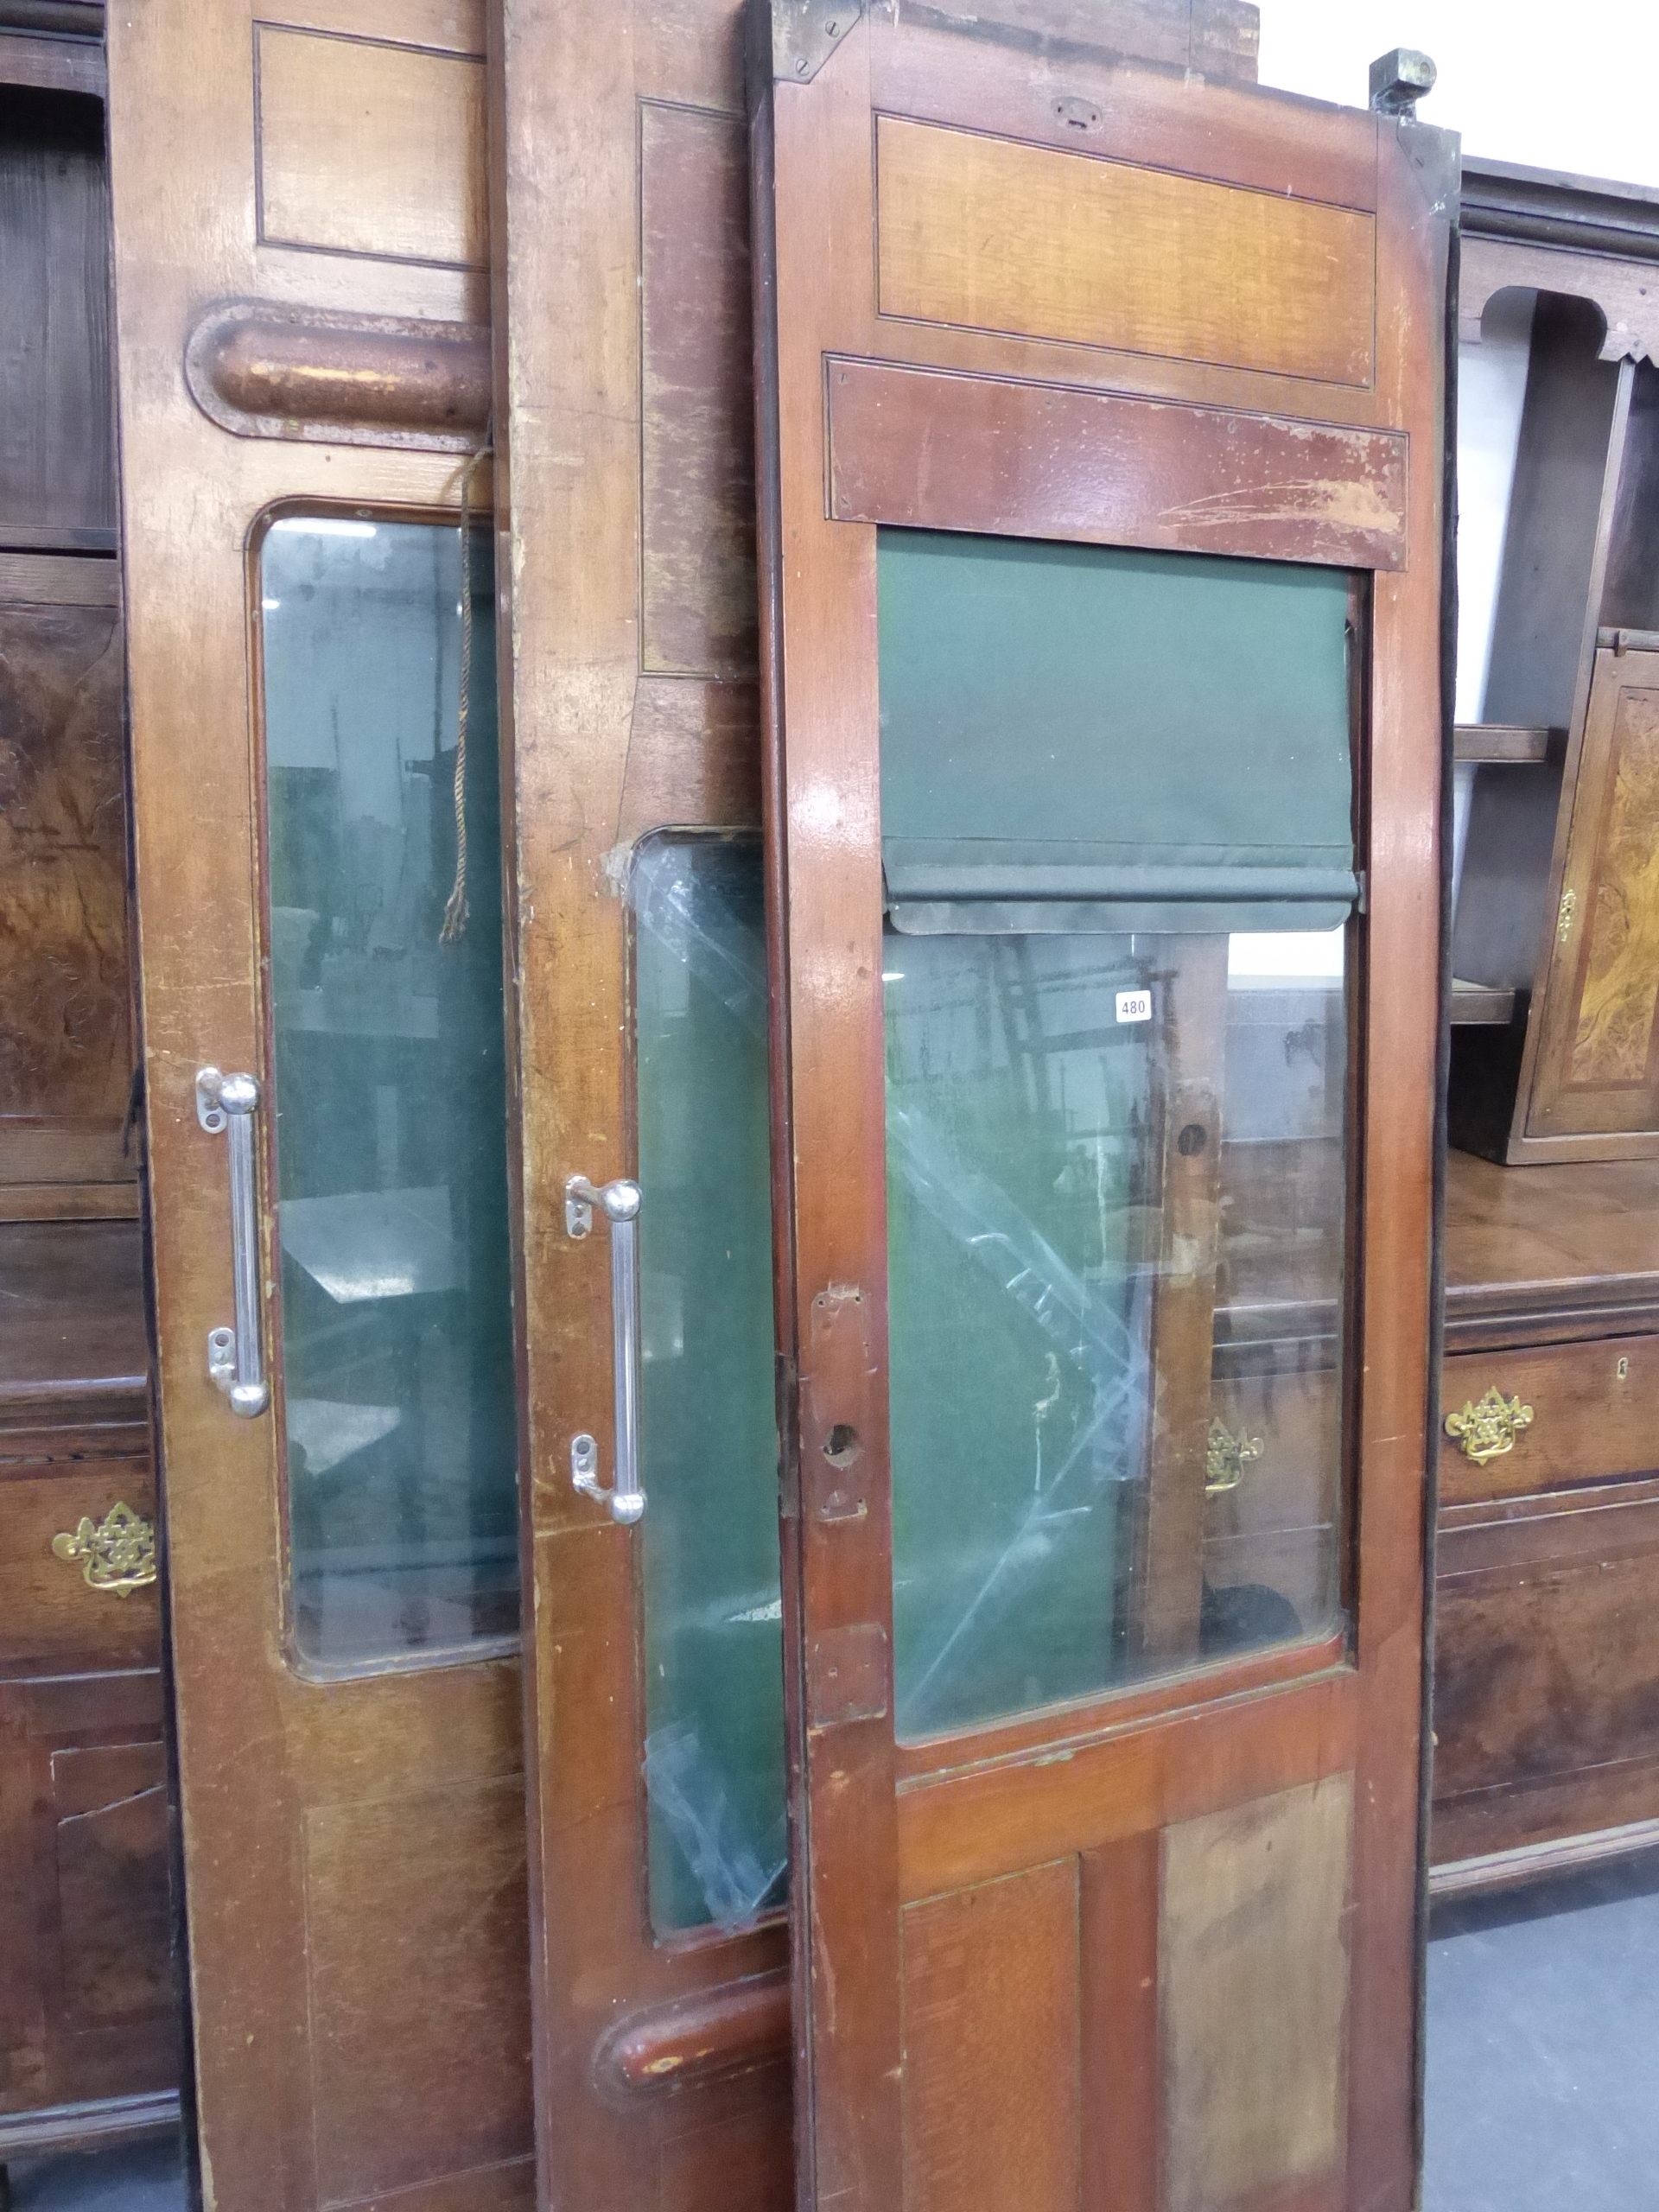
0, 1, 181, 2165
1433, 158, 1659, 1891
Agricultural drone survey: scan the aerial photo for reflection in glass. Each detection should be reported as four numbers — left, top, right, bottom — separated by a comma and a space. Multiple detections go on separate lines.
880, 530, 1355, 1738
632, 838, 784, 1934
261, 515, 517, 1668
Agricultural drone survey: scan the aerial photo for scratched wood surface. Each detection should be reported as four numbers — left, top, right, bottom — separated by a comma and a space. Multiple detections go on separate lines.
752, 5, 1449, 2208
488, 2, 792, 2207
105, 0, 534, 2200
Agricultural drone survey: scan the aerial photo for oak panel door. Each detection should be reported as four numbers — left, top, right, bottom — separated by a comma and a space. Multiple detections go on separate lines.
749, 10, 1451, 2209
105, 3, 535, 2208
488, 3, 793, 2207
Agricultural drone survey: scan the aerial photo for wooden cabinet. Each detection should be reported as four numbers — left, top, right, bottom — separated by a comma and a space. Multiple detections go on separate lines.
0, 19, 181, 2163
1433, 1154, 1659, 1885
1433, 162, 1659, 1899
1451, 162, 1659, 1163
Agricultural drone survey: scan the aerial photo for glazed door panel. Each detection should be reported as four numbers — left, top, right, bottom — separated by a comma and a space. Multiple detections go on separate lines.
749, 10, 1451, 2209
488, 3, 793, 2206
105, 4, 536, 2208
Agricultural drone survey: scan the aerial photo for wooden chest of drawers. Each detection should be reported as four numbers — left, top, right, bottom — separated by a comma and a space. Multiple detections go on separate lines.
1433, 1155, 1659, 1888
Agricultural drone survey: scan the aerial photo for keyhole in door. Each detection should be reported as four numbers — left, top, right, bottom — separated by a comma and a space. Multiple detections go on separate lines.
823, 1423, 861, 1468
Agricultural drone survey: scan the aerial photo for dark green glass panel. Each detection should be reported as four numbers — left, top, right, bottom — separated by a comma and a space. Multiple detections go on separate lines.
633, 836, 785, 1934
886, 932, 1155, 1735
261, 515, 517, 1669
878, 531, 1356, 932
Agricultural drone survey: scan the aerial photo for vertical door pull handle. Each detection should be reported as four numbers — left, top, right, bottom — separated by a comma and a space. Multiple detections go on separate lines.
197, 1068, 270, 1418
565, 1174, 645, 1524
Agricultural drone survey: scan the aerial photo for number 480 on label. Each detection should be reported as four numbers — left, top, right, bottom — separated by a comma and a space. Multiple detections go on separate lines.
1116, 988, 1153, 1025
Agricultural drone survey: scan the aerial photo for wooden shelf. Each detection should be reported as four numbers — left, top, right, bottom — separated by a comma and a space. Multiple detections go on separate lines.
1452, 723, 1557, 764
1451, 978, 1517, 1025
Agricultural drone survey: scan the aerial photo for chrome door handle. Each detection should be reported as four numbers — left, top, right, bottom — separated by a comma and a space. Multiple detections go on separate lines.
197, 1068, 270, 1418
565, 1173, 645, 1523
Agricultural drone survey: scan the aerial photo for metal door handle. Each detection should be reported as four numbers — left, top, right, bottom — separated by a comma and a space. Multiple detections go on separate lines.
197, 1068, 270, 1417
565, 1173, 645, 1523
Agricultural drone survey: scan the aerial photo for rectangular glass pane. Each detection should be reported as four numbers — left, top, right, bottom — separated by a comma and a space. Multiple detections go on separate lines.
880, 533, 1352, 1739
261, 514, 518, 1669
632, 836, 784, 1934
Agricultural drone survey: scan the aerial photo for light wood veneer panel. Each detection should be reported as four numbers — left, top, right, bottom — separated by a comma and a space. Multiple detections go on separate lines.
874, 117, 1375, 386
901, 1860, 1081, 2212
256, 25, 486, 268
1160, 1777, 1351, 2212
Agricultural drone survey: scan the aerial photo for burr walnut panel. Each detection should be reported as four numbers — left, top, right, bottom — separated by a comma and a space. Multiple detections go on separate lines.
1571, 683, 1659, 1086
874, 116, 1376, 387
0, 597, 130, 1128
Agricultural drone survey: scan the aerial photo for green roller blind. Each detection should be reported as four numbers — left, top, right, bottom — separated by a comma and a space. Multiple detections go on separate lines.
878, 531, 1357, 934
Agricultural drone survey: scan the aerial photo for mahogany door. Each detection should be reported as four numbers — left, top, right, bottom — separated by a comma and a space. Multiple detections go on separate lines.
105, 3, 536, 2207
749, 9, 1451, 2209
487, 3, 795, 2207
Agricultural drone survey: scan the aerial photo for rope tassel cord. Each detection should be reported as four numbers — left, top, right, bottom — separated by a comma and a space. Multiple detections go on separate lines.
441, 432, 493, 944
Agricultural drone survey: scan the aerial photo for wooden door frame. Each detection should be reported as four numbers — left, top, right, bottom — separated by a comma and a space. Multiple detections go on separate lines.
750, 10, 1453, 2203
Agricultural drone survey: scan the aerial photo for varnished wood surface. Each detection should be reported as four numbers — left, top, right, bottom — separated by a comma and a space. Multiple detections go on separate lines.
0, 1670, 178, 2122
1443, 1148, 1659, 1344
1440, 1334, 1659, 1505
185, 302, 490, 449
488, 3, 791, 2208
1433, 1479, 1659, 1865
105, 0, 531, 2202
0, 86, 113, 549
874, 113, 1375, 386
827, 358, 1409, 569
0, 1224, 148, 1402
753, 9, 1450, 2206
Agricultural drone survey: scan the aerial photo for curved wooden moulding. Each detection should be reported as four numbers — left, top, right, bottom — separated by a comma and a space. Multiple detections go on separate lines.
185, 300, 490, 452
593, 1969, 790, 2099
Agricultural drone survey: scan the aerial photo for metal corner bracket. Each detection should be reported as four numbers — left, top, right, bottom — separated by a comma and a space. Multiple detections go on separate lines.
772, 0, 861, 84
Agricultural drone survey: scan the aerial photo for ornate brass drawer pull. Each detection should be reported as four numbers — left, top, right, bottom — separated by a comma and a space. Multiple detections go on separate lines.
52, 1502, 157, 1596
1205, 1419, 1264, 1496
1444, 1386, 1535, 1465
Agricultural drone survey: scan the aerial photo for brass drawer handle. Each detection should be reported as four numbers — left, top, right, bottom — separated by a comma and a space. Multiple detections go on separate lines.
52, 1502, 157, 1596
1445, 1386, 1535, 1465
1205, 1419, 1264, 1496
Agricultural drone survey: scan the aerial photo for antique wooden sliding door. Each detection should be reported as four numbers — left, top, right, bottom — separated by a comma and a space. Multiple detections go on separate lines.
487, 3, 795, 2208
750, 8, 1451, 2209
106, 3, 535, 2206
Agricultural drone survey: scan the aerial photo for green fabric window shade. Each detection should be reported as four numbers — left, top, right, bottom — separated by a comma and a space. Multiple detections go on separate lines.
878, 531, 1357, 935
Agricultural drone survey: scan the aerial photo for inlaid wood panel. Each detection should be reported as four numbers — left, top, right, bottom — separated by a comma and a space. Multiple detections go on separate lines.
639, 99, 756, 679
255, 25, 486, 269
0, 595, 130, 1128
900, 1860, 1081, 2212
302, 1777, 533, 2207
1160, 1778, 1351, 2212
874, 118, 1376, 387
1571, 680, 1659, 1085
